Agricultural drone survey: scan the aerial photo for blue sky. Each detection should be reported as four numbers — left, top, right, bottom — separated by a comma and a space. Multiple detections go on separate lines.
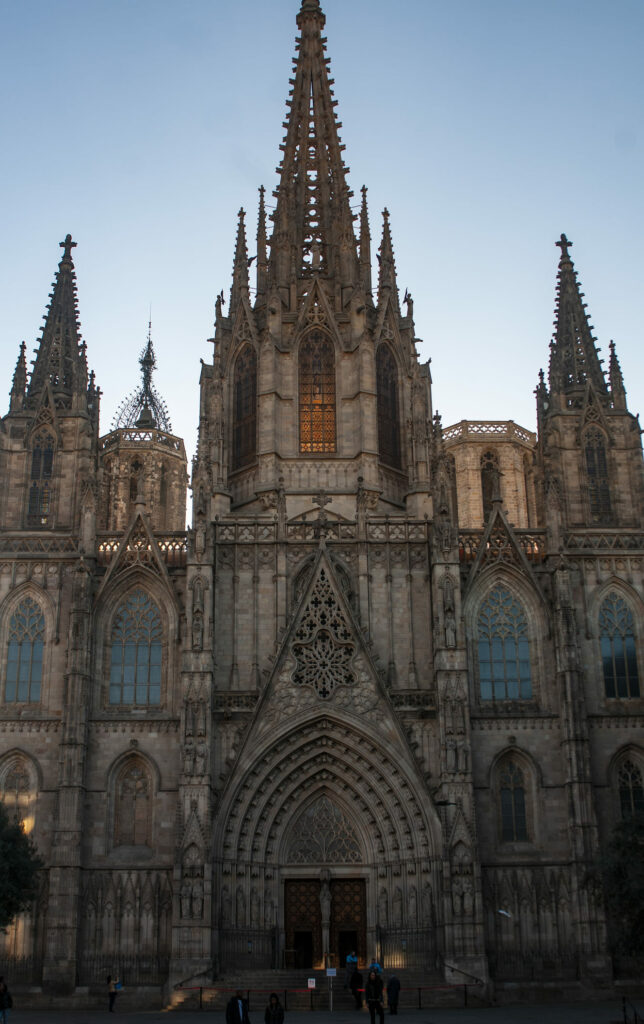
1, 0, 642, 465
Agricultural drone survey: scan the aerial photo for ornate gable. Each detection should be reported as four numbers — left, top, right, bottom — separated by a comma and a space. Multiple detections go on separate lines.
96, 511, 173, 600
466, 503, 539, 592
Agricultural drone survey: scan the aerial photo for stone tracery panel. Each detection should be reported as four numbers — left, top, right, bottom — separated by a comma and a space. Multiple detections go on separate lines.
292, 567, 355, 699
286, 795, 362, 863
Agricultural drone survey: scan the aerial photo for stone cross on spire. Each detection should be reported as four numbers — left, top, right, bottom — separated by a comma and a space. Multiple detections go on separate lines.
60, 234, 77, 260
555, 233, 572, 258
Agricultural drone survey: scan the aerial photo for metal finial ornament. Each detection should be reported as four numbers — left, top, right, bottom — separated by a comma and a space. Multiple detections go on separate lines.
111, 318, 172, 432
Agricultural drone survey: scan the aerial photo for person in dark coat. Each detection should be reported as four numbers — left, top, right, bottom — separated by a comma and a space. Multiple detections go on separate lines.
365, 970, 384, 1024
350, 967, 363, 1010
0, 977, 12, 1024
386, 975, 401, 1015
226, 990, 251, 1024
264, 992, 284, 1024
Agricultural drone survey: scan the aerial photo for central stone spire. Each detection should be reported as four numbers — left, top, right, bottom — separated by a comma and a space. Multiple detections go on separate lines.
267, 0, 358, 288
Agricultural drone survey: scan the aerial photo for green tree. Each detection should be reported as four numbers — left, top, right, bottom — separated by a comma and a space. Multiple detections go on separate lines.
0, 801, 43, 931
599, 815, 644, 956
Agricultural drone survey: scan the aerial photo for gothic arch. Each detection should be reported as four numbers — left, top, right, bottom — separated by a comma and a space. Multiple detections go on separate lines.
464, 568, 547, 706
608, 746, 644, 821
94, 570, 178, 712
0, 749, 40, 831
582, 425, 612, 524
0, 585, 53, 708
231, 342, 258, 471
376, 342, 402, 470
216, 715, 438, 869
25, 425, 57, 528
279, 790, 367, 866
593, 585, 642, 700
488, 747, 540, 846
106, 750, 160, 854
298, 330, 336, 454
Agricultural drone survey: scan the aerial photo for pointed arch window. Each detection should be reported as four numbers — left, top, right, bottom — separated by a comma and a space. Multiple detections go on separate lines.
376, 344, 401, 469
498, 759, 528, 841
480, 451, 500, 521
584, 428, 612, 523
599, 592, 640, 698
27, 430, 55, 527
232, 344, 257, 470
477, 587, 532, 700
109, 590, 162, 706
299, 331, 336, 453
5, 597, 45, 703
618, 759, 644, 819
114, 759, 151, 846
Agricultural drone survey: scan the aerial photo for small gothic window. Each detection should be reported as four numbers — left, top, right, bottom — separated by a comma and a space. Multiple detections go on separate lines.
5, 597, 45, 703
27, 431, 55, 527
299, 331, 336, 453
498, 760, 528, 841
232, 345, 257, 471
477, 587, 532, 700
584, 428, 612, 523
1, 757, 33, 826
480, 451, 500, 521
599, 592, 640, 698
129, 460, 142, 504
618, 759, 644, 819
115, 760, 151, 846
376, 344, 401, 468
109, 590, 162, 705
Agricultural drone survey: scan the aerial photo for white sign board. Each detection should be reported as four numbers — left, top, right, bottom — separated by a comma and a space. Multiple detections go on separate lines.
326, 968, 337, 977
308, 978, 316, 989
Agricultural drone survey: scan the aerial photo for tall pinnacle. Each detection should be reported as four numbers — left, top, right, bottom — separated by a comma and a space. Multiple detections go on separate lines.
268, 0, 357, 286
230, 208, 250, 313
9, 341, 27, 412
27, 234, 88, 409
256, 186, 268, 299
377, 209, 399, 312
548, 234, 608, 399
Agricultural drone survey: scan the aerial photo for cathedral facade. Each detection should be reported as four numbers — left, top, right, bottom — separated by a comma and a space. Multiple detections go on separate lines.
1, 0, 643, 1003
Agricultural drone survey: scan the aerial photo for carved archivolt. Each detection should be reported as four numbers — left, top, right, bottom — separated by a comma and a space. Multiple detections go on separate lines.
286, 795, 362, 864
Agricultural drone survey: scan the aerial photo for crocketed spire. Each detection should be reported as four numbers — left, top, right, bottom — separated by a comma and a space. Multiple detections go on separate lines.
377, 209, 399, 312
26, 235, 89, 409
548, 234, 608, 400
9, 341, 27, 412
230, 208, 250, 314
112, 321, 172, 432
267, 0, 358, 286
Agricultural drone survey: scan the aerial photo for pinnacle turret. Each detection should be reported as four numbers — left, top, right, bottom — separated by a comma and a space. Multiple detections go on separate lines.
548, 234, 608, 401
256, 186, 268, 300
9, 341, 27, 412
113, 321, 172, 432
609, 339, 627, 411
359, 186, 372, 298
26, 234, 91, 410
230, 208, 250, 313
377, 209, 399, 311
268, 0, 358, 286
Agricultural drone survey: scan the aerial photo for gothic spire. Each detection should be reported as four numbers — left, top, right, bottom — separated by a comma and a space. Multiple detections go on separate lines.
268, 0, 357, 286
548, 234, 608, 401
609, 339, 627, 411
112, 320, 172, 432
9, 341, 27, 412
377, 209, 399, 312
230, 208, 250, 313
256, 186, 268, 300
359, 185, 372, 297
27, 234, 89, 409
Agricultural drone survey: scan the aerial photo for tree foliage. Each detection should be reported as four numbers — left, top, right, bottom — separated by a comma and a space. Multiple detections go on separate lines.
599, 815, 644, 956
0, 802, 44, 931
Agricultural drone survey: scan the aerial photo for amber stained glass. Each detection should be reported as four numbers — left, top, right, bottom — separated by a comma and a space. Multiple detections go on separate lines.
299, 332, 336, 453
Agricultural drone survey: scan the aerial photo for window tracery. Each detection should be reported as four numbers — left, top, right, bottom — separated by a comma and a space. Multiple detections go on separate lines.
299, 332, 336, 453
498, 759, 528, 842
287, 795, 362, 863
5, 597, 45, 703
114, 759, 152, 847
0, 756, 33, 826
27, 431, 55, 527
584, 428, 612, 523
477, 587, 532, 700
617, 759, 644, 819
109, 590, 162, 705
599, 592, 640, 698
232, 345, 257, 470
376, 344, 401, 469
292, 568, 354, 699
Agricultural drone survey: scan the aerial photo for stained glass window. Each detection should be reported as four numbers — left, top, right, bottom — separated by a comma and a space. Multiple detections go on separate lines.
618, 759, 644, 819
499, 760, 528, 841
232, 345, 257, 470
376, 344, 401, 468
600, 592, 640, 698
477, 587, 532, 700
299, 332, 336, 453
6, 597, 44, 702
109, 590, 162, 705
27, 431, 54, 527
585, 428, 612, 523
115, 760, 151, 846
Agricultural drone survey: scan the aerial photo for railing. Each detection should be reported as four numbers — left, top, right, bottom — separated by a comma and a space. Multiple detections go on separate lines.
174, 982, 478, 1011
459, 529, 546, 564
99, 427, 185, 453
76, 954, 169, 987
97, 532, 187, 567
0, 955, 42, 985
443, 420, 536, 446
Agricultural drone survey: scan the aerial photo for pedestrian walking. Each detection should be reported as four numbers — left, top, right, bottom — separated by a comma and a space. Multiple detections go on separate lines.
386, 975, 401, 1015
226, 989, 251, 1024
350, 967, 364, 1010
264, 992, 284, 1024
365, 969, 384, 1024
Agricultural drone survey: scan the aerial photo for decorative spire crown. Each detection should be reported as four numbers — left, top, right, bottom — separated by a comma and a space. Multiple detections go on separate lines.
112, 320, 172, 432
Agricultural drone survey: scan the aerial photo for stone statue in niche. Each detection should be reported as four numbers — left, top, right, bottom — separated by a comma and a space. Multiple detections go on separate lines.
192, 880, 204, 919
445, 612, 457, 648
392, 887, 403, 927
236, 885, 245, 925
378, 887, 388, 927
193, 577, 204, 613
192, 610, 204, 650
183, 739, 195, 776
221, 886, 232, 926
250, 888, 260, 928
408, 886, 417, 924
446, 737, 457, 773
181, 881, 192, 919
195, 741, 207, 775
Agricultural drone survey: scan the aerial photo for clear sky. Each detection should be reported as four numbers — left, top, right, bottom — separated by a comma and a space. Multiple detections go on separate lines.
1, 0, 642, 469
